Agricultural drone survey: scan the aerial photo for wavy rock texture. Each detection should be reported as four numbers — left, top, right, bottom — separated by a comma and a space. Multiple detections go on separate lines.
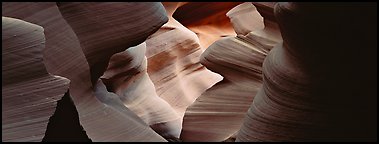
236, 2, 377, 141
180, 3, 282, 142
145, 2, 223, 131
2, 17, 70, 142
101, 42, 181, 139
3, 2, 168, 141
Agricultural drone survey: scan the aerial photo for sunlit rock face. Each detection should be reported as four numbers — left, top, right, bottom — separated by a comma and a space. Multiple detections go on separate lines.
145, 2, 223, 134
2, 17, 70, 142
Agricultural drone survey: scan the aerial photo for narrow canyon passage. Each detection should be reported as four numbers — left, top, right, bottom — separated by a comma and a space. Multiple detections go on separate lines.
2, 2, 377, 142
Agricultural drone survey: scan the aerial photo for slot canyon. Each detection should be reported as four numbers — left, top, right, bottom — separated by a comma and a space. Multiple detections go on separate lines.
2, 2, 377, 142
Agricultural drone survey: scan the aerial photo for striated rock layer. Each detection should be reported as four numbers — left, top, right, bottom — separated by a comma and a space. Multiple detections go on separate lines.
180, 3, 282, 142
2, 2, 94, 141
2, 2, 88, 83
2, 17, 70, 142
145, 2, 223, 132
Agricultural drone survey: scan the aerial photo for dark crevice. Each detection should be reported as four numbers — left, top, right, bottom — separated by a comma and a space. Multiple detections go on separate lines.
167, 137, 182, 142
42, 90, 92, 142
173, 2, 242, 27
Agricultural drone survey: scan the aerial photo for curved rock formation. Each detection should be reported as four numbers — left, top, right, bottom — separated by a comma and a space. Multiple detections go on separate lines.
3, 2, 168, 141
56, 2, 169, 141
57, 2, 168, 86
145, 2, 223, 131
3, 2, 375, 142
180, 3, 282, 142
236, 2, 377, 141
101, 42, 181, 139
2, 17, 70, 142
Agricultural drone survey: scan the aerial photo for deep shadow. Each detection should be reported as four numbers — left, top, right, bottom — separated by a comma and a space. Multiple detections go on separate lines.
42, 90, 92, 142
274, 2, 377, 141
